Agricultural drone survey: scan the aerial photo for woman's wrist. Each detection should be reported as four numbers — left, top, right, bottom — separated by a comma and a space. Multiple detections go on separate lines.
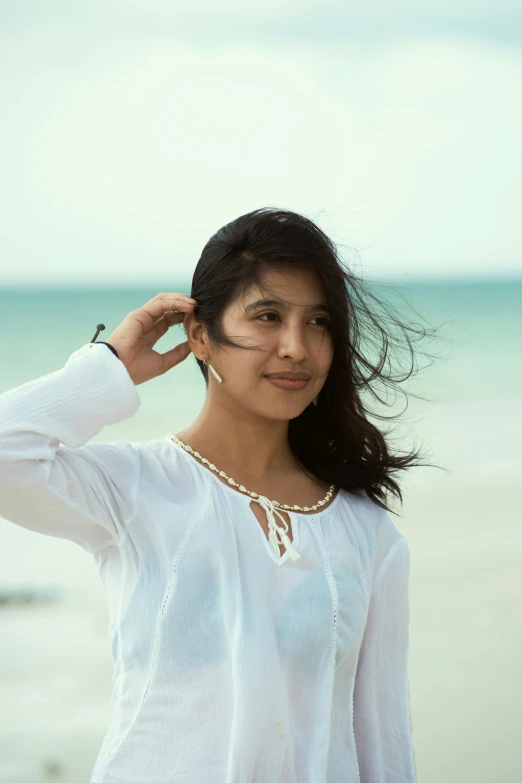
95, 341, 120, 360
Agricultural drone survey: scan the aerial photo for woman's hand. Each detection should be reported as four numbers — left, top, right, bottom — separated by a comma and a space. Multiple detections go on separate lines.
105, 292, 197, 385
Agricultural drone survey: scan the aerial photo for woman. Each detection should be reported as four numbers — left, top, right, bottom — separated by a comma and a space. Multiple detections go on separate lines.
0, 208, 431, 782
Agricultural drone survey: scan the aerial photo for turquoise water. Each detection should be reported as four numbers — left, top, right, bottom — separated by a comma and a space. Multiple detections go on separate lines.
0, 278, 520, 480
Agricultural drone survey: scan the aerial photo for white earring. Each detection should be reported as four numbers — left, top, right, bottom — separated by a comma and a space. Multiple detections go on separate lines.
313, 397, 318, 406
203, 359, 223, 384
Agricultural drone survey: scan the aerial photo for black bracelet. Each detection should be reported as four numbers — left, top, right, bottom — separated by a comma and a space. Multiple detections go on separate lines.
96, 341, 120, 360
90, 324, 120, 360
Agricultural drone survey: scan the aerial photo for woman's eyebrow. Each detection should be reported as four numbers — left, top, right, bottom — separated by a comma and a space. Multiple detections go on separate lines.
244, 298, 331, 313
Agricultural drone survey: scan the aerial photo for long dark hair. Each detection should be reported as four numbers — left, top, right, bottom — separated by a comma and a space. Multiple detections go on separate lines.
189, 207, 445, 514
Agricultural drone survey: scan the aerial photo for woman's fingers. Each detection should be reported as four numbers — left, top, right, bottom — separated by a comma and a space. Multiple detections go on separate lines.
149, 311, 183, 330
159, 340, 192, 373
129, 294, 196, 335
105, 293, 197, 385
134, 294, 196, 332
146, 309, 188, 345
165, 310, 187, 326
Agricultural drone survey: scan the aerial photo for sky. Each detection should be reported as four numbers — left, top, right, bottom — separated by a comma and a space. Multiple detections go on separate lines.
0, 1, 520, 285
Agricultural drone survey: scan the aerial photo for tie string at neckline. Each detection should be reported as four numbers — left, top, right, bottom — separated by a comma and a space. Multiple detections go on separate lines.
255, 494, 302, 561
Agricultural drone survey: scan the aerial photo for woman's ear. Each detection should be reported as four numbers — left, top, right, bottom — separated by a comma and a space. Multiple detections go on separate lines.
183, 311, 208, 359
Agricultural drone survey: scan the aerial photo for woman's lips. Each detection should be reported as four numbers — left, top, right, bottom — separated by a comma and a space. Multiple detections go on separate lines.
264, 376, 309, 391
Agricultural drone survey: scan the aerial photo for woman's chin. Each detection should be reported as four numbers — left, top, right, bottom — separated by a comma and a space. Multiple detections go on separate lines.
261, 399, 311, 421
224, 390, 312, 421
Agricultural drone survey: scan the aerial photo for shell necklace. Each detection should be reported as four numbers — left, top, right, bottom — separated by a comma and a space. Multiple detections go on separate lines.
166, 434, 336, 562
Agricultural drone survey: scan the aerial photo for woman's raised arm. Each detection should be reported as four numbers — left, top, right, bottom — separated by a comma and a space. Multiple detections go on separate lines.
0, 342, 143, 553
0, 291, 197, 553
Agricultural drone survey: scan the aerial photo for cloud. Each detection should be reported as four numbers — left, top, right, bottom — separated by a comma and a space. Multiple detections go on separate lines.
1, 0, 521, 46
0, 6, 520, 284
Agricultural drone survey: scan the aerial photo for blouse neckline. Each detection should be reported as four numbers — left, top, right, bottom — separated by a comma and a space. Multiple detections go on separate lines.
164, 434, 342, 519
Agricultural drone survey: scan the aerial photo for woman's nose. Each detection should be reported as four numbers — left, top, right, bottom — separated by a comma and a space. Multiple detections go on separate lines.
277, 325, 308, 361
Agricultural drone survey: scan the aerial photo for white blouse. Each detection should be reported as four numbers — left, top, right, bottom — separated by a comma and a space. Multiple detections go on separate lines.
0, 342, 417, 783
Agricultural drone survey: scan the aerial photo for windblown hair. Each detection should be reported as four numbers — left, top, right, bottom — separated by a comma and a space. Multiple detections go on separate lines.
189, 207, 445, 514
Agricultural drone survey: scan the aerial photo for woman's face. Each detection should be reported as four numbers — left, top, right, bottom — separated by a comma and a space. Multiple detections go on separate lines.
198, 266, 334, 421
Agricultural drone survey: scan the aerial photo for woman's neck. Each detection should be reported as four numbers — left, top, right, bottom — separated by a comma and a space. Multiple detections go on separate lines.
176, 400, 297, 481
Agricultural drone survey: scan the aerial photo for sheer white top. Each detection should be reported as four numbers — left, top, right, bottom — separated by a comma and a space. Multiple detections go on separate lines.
0, 342, 417, 782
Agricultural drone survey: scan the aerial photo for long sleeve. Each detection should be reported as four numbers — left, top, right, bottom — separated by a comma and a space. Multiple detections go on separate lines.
0, 342, 142, 554
353, 534, 417, 782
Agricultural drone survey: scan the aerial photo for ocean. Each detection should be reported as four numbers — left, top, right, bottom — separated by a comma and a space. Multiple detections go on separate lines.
0, 279, 521, 782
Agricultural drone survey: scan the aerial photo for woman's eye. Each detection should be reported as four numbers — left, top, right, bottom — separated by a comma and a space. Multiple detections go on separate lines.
256, 312, 280, 322
256, 313, 330, 327
310, 317, 330, 327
